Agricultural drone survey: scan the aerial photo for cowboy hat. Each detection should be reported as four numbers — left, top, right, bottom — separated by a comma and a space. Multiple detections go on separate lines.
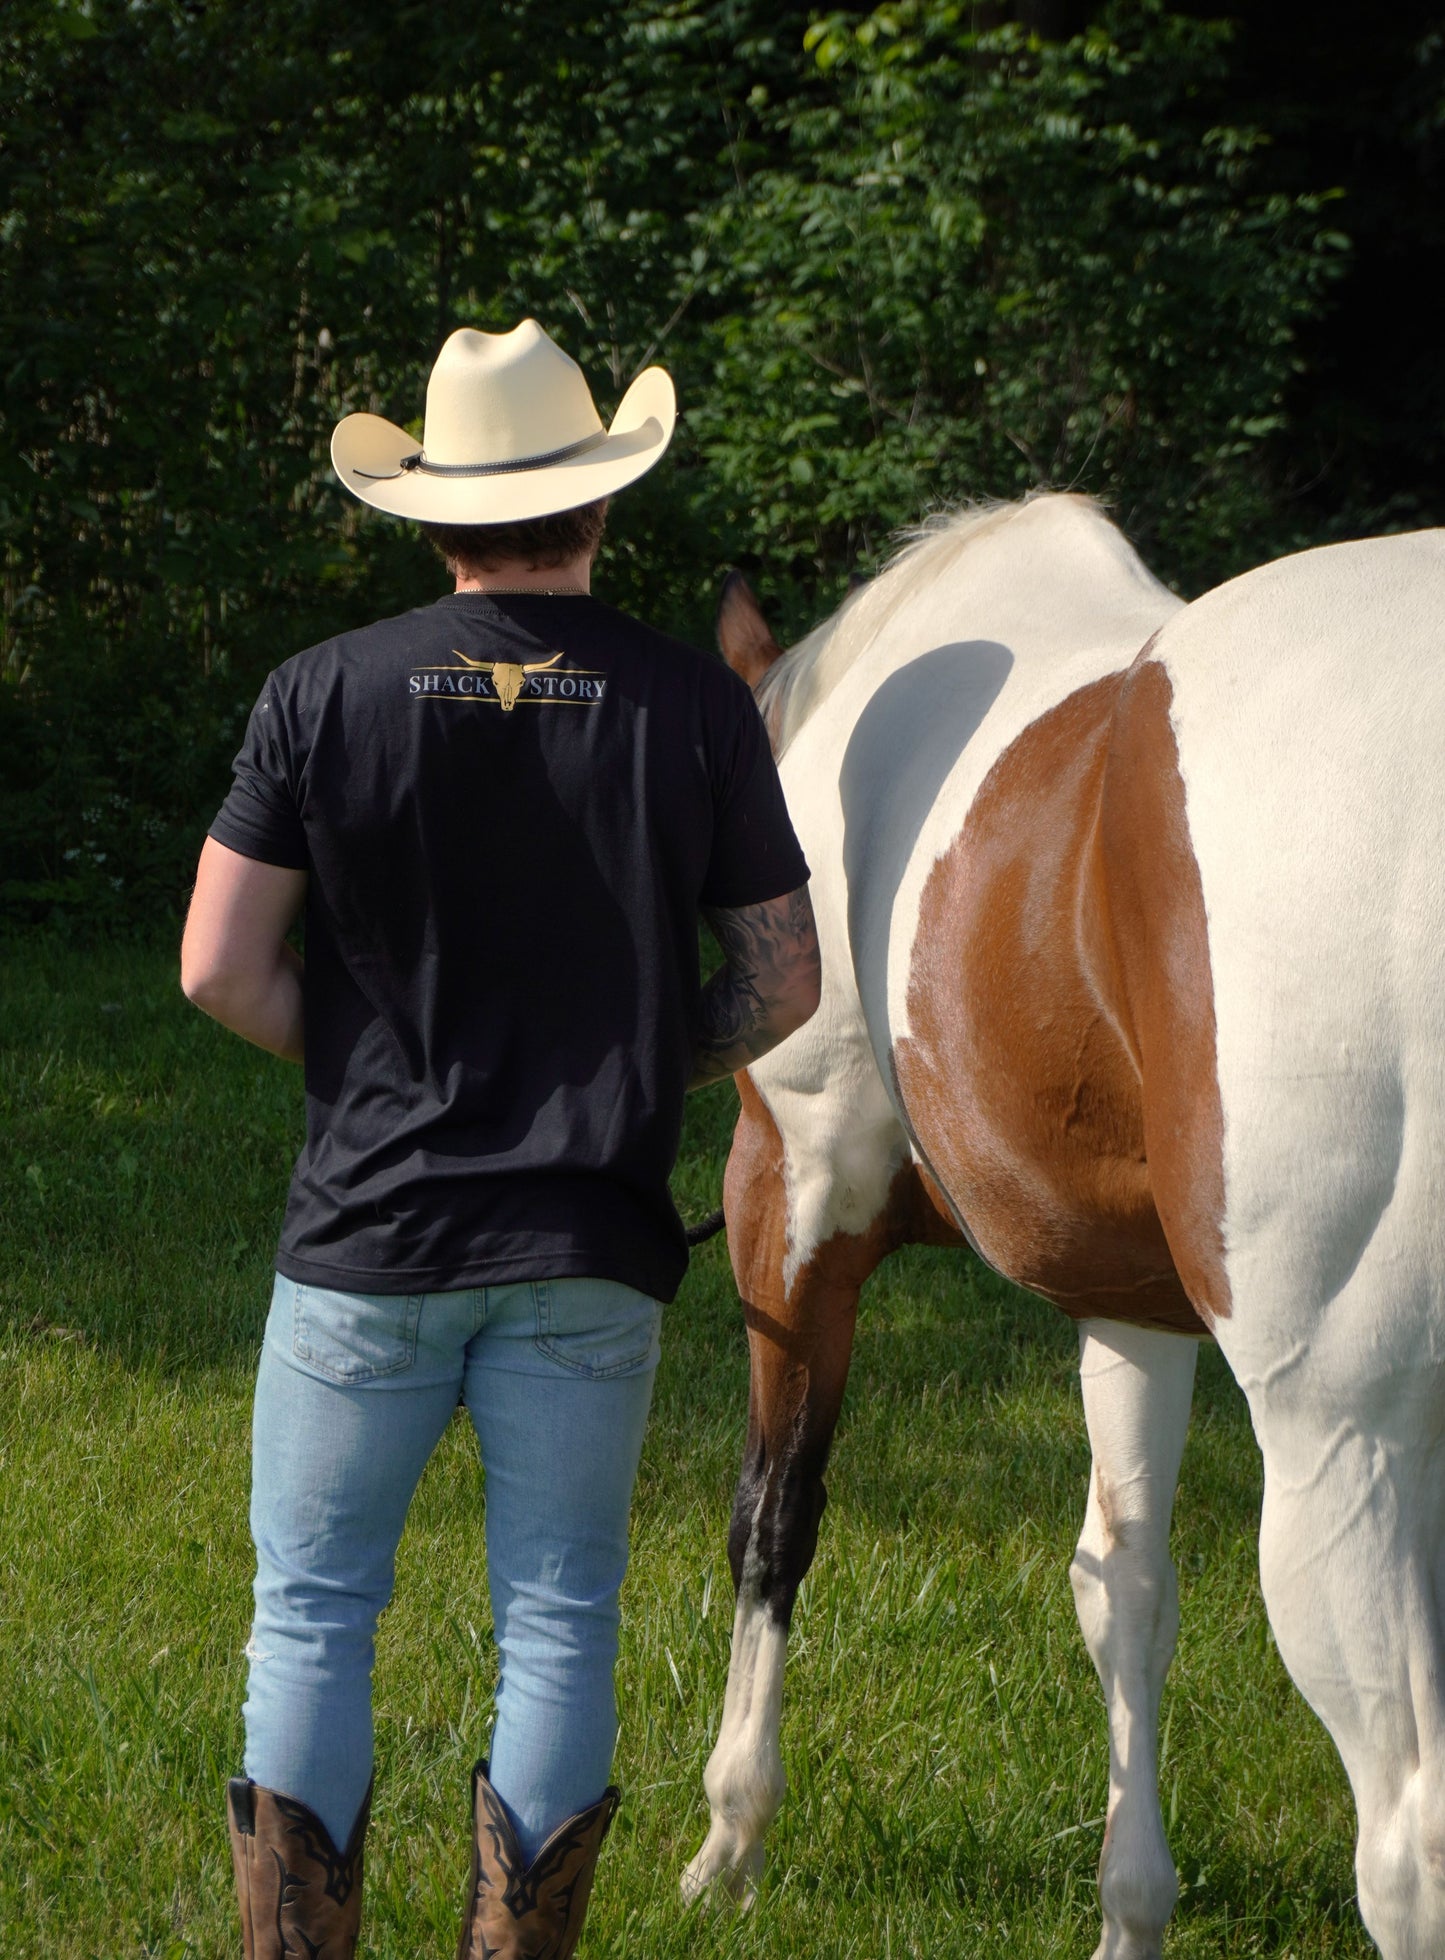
331, 320, 676, 523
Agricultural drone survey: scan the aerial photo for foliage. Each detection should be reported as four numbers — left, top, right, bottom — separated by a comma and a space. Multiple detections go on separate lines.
690, 3, 1347, 591
0, 0, 1430, 929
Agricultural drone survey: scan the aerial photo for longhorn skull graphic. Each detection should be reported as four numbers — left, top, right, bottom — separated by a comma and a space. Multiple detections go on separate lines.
451, 647, 565, 711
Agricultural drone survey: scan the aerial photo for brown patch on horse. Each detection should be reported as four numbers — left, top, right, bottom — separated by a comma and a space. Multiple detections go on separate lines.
892, 667, 1219, 1335
717, 572, 784, 688
1097, 656, 1231, 1322
913, 1161, 969, 1246
723, 1073, 960, 1612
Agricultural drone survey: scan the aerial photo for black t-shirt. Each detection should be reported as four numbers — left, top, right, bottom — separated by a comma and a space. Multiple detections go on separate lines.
208, 590, 808, 1303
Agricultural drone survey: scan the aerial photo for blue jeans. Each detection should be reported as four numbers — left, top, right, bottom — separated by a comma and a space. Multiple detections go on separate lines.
243, 1272, 661, 1860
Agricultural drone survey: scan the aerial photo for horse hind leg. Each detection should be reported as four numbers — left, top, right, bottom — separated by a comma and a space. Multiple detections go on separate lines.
1242, 1343, 1445, 1960
1070, 1319, 1198, 1960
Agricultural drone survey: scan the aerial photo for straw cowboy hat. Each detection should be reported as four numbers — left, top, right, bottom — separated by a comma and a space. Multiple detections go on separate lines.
331, 320, 676, 524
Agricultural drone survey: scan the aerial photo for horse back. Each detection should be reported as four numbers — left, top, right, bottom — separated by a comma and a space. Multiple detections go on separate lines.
890, 529, 1445, 1341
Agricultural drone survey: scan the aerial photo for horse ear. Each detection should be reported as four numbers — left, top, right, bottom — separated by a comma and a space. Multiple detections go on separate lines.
717, 571, 784, 687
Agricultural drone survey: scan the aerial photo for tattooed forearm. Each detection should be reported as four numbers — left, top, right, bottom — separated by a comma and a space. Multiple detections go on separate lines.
690, 884, 821, 1090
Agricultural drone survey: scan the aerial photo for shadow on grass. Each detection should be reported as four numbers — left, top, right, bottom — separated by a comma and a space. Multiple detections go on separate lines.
1167, 1835, 1368, 1954
760, 1764, 1366, 1954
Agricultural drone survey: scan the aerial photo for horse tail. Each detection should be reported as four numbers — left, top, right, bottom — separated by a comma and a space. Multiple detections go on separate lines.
686, 1205, 726, 1248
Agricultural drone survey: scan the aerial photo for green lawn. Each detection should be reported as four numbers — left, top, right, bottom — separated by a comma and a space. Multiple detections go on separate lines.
0, 936, 1370, 1958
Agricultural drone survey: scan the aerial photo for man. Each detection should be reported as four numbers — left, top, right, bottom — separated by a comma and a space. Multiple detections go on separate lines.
181, 320, 819, 1959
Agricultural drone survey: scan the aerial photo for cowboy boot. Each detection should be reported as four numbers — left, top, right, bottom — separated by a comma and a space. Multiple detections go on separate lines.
227, 1775, 371, 1959
456, 1761, 618, 1960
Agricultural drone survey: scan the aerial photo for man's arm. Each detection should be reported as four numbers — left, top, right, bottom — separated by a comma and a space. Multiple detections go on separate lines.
691, 883, 821, 1091
180, 837, 308, 1063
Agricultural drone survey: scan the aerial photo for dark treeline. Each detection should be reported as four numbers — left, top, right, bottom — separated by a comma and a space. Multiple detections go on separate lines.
2, 0, 1440, 930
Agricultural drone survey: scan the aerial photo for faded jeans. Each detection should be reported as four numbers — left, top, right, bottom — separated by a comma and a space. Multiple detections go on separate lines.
243, 1272, 661, 1859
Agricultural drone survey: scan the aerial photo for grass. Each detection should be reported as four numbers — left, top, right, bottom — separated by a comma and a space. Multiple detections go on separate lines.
0, 934, 1371, 1958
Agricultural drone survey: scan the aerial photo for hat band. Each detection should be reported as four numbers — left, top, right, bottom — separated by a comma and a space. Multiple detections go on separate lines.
356, 430, 608, 482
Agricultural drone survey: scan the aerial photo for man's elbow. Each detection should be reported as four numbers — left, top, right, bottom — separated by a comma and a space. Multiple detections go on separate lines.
180, 958, 224, 1015
180, 948, 249, 1018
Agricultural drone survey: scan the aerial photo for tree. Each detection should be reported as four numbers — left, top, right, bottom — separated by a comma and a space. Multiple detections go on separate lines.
0, 0, 1418, 928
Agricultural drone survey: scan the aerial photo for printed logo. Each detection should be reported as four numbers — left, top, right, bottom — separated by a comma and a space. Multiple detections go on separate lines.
408, 649, 606, 713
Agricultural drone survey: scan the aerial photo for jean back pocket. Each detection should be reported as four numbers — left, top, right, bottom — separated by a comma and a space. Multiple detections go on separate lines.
532, 1277, 662, 1380
291, 1284, 422, 1385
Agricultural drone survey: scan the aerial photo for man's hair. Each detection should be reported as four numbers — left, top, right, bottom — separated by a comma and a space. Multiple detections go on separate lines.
423, 500, 608, 577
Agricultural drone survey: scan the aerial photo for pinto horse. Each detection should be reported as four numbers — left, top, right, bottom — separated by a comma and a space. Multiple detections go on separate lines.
679, 495, 1445, 1960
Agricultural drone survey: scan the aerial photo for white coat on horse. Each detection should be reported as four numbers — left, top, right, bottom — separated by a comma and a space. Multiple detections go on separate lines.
680, 493, 1445, 1960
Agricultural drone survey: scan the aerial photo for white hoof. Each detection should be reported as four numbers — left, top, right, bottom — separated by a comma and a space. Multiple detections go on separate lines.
680, 1826, 764, 1910
1088, 1921, 1166, 1960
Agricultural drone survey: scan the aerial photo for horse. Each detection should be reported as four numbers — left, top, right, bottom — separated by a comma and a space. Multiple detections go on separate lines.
678, 493, 1445, 1960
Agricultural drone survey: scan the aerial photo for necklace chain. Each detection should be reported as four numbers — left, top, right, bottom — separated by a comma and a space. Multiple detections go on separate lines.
457, 586, 589, 598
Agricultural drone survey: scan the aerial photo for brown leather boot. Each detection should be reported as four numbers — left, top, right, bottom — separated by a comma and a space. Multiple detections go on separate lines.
456, 1761, 618, 1960
227, 1775, 371, 1959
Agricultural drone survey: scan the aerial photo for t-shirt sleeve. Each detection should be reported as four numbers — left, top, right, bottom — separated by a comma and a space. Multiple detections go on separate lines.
207, 676, 309, 869
699, 671, 810, 908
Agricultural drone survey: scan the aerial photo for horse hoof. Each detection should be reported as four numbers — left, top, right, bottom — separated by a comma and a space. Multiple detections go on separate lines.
1089, 1930, 1164, 1960
680, 1836, 763, 1911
